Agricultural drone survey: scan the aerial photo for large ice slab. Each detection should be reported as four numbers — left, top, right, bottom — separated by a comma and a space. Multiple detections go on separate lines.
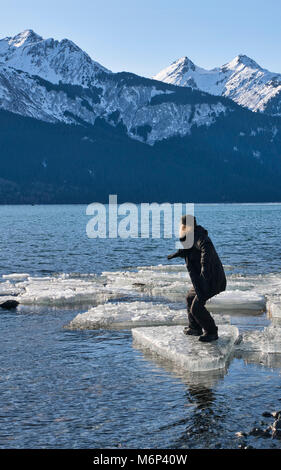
102, 266, 266, 312
67, 301, 230, 330
207, 290, 265, 312
235, 325, 281, 354
262, 326, 281, 353
0, 280, 24, 296
267, 301, 281, 320
0, 274, 124, 307
132, 325, 239, 372
234, 330, 264, 353
2, 273, 29, 281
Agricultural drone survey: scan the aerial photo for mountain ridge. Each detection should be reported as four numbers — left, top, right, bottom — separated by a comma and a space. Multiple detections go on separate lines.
153, 54, 281, 115
0, 30, 281, 203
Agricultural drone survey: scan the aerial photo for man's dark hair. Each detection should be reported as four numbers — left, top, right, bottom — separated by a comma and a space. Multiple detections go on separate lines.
181, 214, 197, 227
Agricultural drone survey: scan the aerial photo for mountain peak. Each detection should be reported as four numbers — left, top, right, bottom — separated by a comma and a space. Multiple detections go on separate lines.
8, 29, 43, 48
0, 30, 110, 85
225, 54, 262, 70
173, 56, 196, 71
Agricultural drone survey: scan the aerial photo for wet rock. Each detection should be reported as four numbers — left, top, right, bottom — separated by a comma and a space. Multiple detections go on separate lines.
234, 334, 243, 346
249, 427, 265, 437
262, 427, 272, 438
238, 443, 247, 449
0, 300, 19, 310
262, 411, 273, 418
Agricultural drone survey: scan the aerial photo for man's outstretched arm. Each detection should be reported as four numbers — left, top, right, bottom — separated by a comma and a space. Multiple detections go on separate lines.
167, 249, 188, 260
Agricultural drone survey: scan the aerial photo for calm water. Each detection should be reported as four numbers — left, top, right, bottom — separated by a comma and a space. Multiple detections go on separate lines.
0, 204, 281, 448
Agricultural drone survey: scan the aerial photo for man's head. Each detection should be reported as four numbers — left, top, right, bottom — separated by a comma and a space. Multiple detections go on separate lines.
179, 214, 196, 248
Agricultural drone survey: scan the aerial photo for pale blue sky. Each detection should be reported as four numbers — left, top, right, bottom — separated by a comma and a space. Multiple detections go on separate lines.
2, 0, 281, 77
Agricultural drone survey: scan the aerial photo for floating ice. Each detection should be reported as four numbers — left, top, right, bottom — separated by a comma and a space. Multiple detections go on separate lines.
0, 281, 24, 296
262, 326, 281, 354
207, 290, 266, 312
137, 347, 228, 387
102, 266, 266, 312
132, 325, 239, 372
267, 302, 281, 320
234, 330, 264, 353
67, 301, 230, 330
2, 273, 29, 280
235, 325, 281, 354
0, 264, 274, 315
1, 274, 124, 307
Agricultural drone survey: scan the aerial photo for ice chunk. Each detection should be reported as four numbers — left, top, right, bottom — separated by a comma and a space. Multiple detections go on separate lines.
0, 281, 24, 296
137, 347, 228, 387
12, 274, 123, 307
267, 301, 281, 320
207, 290, 266, 312
235, 325, 281, 354
2, 273, 29, 280
234, 330, 264, 353
102, 267, 266, 312
262, 326, 281, 354
132, 325, 239, 372
67, 301, 230, 330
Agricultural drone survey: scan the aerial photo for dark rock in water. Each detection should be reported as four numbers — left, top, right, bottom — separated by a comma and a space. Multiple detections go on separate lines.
238, 444, 247, 449
249, 427, 266, 437
234, 335, 243, 346
262, 427, 272, 438
0, 300, 19, 310
262, 411, 273, 418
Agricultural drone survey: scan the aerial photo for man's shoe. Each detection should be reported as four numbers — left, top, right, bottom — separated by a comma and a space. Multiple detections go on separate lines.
199, 331, 218, 342
183, 327, 203, 336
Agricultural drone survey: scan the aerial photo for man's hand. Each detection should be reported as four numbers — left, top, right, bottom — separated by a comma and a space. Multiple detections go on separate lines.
167, 253, 175, 260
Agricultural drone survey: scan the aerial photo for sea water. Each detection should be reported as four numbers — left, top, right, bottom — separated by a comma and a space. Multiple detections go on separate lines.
0, 203, 281, 449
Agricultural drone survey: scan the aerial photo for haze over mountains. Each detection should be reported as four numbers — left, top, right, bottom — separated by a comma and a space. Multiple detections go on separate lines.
0, 30, 280, 203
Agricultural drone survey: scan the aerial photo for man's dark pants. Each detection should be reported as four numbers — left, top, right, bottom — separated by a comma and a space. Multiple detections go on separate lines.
186, 288, 217, 333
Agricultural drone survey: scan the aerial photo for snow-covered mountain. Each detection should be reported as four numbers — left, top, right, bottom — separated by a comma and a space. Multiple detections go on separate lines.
0, 31, 281, 203
0, 29, 110, 86
0, 30, 232, 144
153, 55, 281, 115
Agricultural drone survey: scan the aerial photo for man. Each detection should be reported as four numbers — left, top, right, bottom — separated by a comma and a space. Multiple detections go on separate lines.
167, 215, 226, 342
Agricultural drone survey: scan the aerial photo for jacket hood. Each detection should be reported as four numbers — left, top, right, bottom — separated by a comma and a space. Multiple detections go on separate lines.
195, 225, 208, 237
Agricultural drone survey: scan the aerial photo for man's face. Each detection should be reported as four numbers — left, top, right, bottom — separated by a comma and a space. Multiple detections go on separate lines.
179, 222, 194, 249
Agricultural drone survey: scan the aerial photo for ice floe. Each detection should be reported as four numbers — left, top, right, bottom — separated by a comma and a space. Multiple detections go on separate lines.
67, 301, 230, 330
102, 266, 266, 312
207, 290, 265, 312
2, 273, 29, 281
0, 280, 25, 296
235, 325, 281, 354
267, 301, 281, 320
0, 264, 276, 316
132, 325, 239, 372
0, 274, 125, 307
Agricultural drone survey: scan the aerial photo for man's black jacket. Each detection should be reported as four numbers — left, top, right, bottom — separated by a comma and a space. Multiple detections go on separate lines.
168, 225, 226, 302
